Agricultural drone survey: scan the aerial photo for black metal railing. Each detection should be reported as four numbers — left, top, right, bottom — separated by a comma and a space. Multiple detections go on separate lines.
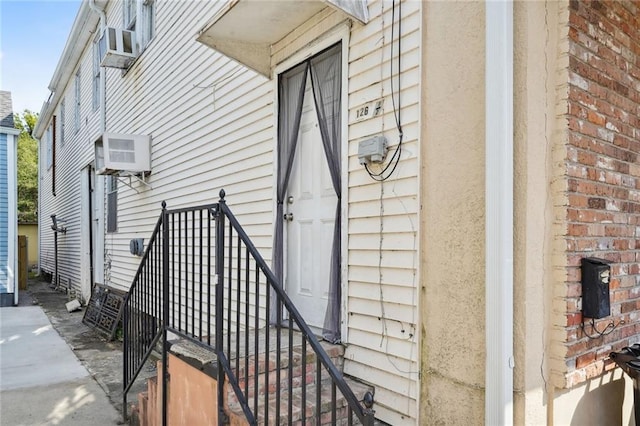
122, 213, 164, 416
123, 190, 375, 425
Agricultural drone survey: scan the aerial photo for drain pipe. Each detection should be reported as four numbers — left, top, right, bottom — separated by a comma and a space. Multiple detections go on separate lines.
485, 1, 514, 425
89, 0, 106, 134
51, 215, 67, 289
88, 0, 107, 292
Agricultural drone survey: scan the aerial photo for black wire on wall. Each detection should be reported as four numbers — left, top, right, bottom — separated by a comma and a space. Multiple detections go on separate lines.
365, 0, 403, 182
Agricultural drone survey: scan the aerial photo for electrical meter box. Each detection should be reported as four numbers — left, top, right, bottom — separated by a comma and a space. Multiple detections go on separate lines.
581, 257, 611, 319
358, 135, 387, 165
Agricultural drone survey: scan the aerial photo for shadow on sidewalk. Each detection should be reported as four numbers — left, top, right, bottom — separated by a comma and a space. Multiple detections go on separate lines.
25, 277, 156, 420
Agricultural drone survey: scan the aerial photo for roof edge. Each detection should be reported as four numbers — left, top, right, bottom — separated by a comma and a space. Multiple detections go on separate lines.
34, 1, 105, 138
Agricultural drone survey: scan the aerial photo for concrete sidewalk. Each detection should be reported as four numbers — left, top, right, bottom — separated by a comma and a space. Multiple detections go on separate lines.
0, 304, 121, 425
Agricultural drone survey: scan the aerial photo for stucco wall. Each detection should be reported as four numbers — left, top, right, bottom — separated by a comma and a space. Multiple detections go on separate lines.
419, 2, 486, 424
513, 1, 565, 424
18, 224, 38, 270
420, 1, 634, 424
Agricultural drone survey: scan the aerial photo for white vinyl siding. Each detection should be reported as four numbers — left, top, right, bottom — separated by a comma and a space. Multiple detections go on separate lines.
40, 1, 420, 423
39, 36, 101, 299
104, 0, 273, 291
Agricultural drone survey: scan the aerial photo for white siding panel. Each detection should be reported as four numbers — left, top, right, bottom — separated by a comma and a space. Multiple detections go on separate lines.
102, 0, 274, 291
39, 30, 102, 300
348, 296, 417, 323
343, 1, 421, 423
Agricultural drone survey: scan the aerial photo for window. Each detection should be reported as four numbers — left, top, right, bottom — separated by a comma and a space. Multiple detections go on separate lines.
124, 0, 155, 53
45, 125, 53, 169
140, 0, 155, 48
107, 176, 118, 232
60, 100, 65, 147
52, 115, 57, 196
74, 68, 81, 133
124, 0, 136, 30
92, 39, 100, 112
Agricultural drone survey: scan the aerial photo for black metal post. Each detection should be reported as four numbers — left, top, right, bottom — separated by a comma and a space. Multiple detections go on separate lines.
122, 304, 128, 423
216, 190, 226, 425
54, 231, 58, 288
161, 201, 169, 426
634, 379, 640, 426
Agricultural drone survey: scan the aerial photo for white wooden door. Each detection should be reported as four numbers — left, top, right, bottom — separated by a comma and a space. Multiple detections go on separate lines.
285, 77, 337, 330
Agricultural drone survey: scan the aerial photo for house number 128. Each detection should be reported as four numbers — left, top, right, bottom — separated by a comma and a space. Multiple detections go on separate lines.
356, 106, 370, 118
353, 99, 383, 122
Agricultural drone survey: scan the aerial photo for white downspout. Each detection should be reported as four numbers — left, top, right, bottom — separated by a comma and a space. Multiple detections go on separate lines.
89, 0, 107, 134
89, 0, 107, 292
485, 1, 514, 425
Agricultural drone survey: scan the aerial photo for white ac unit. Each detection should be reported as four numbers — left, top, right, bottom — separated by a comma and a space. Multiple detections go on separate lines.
94, 132, 151, 175
98, 27, 137, 68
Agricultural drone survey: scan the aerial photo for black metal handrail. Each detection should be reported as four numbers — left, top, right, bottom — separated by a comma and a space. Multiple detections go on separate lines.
122, 213, 164, 420
122, 190, 375, 425
217, 195, 375, 425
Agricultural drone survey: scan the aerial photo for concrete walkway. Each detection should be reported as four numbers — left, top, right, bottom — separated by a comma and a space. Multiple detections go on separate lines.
0, 304, 121, 425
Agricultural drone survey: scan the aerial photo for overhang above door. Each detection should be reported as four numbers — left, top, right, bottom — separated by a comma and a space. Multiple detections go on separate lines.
196, 0, 368, 78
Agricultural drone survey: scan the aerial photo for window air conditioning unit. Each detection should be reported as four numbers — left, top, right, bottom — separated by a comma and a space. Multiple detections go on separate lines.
94, 132, 151, 175
98, 27, 137, 68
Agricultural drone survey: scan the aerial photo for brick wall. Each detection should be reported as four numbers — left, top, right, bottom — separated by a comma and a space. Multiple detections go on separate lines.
564, 0, 640, 386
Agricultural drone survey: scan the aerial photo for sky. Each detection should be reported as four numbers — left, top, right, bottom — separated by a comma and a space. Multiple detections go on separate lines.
1, 0, 81, 115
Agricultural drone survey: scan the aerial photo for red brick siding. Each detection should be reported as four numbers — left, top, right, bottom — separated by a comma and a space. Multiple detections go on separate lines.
565, 0, 640, 386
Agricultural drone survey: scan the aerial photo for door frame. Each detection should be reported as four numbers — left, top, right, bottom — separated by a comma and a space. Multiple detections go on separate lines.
272, 23, 350, 339
81, 163, 105, 303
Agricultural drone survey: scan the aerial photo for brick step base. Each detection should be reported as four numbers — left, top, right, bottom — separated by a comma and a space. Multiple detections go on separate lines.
133, 339, 374, 425
225, 341, 372, 425
227, 376, 373, 426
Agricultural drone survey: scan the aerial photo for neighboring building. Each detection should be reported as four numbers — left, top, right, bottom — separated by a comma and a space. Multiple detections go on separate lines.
18, 222, 38, 272
33, 1, 640, 424
0, 91, 20, 307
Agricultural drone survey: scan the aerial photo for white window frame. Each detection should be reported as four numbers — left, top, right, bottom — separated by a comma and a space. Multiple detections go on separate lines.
140, 0, 155, 49
46, 125, 53, 169
60, 99, 65, 147
107, 175, 118, 233
74, 68, 81, 133
123, 0, 155, 55
92, 38, 100, 112
124, 0, 136, 30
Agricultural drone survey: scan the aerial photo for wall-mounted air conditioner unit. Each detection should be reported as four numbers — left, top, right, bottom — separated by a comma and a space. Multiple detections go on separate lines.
94, 132, 151, 175
98, 27, 137, 68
